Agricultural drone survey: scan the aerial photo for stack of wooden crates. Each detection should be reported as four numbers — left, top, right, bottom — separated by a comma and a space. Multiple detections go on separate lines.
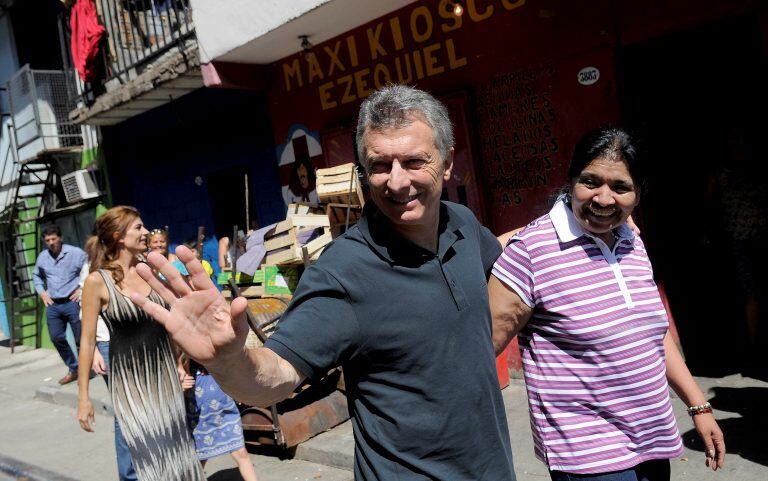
231, 163, 365, 449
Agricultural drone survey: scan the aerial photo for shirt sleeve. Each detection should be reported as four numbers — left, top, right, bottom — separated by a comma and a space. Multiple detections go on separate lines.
478, 224, 503, 279
32, 256, 45, 294
79, 261, 90, 288
264, 265, 360, 381
491, 237, 535, 308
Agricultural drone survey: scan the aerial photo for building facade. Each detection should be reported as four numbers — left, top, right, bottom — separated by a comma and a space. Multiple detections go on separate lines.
194, 0, 768, 374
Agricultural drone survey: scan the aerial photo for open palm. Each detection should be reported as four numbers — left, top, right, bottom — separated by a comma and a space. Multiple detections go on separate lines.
131, 247, 249, 365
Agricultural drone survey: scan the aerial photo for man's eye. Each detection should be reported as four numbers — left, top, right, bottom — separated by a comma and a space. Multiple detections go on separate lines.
581, 179, 597, 188
405, 159, 426, 169
369, 163, 390, 174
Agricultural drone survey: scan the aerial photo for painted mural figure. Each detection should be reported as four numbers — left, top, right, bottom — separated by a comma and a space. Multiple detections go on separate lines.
287, 155, 319, 203
132, 86, 518, 480
278, 126, 323, 206
489, 127, 725, 481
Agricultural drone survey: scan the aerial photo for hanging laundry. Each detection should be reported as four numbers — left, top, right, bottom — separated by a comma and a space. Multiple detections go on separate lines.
70, 0, 106, 82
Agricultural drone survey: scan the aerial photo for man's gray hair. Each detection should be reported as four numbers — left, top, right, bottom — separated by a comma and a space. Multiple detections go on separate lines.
356, 85, 454, 167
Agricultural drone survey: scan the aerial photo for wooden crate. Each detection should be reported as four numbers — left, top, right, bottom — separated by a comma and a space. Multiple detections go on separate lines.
326, 203, 362, 226
265, 214, 332, 265
316, 163, 364, 207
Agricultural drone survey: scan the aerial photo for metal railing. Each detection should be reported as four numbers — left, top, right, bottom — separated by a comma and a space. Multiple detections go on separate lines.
60, 0, 194, 105
6, 66, 83, 163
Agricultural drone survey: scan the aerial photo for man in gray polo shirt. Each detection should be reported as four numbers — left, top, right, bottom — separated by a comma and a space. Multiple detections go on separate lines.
134, 85, 516, 480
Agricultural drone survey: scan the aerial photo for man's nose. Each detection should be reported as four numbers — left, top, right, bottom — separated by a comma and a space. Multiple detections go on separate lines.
387, 161, 410, 191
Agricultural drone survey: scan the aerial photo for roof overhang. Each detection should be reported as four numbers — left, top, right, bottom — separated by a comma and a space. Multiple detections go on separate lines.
191, 0, 415, 65
69, 44, 204, 126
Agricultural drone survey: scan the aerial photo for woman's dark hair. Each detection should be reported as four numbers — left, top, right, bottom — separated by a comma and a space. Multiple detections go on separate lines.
568, 126, 645, 192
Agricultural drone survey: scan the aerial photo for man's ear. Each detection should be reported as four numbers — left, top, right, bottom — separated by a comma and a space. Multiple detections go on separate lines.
443, 148, 455, 181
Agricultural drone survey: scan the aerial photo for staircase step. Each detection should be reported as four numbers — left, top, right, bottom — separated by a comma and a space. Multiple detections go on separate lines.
13, 292, 39, 300
12, 322, 38, 330
14, 262, 36, 269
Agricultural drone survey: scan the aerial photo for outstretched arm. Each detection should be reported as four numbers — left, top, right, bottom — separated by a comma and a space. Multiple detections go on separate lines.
131, 246, 304, 406
664, 331, 725, 471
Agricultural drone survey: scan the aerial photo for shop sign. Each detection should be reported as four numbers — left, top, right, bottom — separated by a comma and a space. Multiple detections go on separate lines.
279, 0, 528, 110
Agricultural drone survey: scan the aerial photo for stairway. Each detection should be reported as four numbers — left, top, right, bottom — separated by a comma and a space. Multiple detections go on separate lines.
3, 159, 55, 352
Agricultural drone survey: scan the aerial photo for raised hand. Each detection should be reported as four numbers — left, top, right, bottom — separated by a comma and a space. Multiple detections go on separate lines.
130, 246, 250, 367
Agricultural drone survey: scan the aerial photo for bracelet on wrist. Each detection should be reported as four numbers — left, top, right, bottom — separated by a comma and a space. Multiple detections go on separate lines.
687, 401, 712, 416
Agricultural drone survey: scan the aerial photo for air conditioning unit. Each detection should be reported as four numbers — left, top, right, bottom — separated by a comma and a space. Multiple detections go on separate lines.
61, 169, 101, 203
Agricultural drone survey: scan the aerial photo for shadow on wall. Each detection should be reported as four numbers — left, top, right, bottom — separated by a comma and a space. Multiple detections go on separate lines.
681, 386, 768, 467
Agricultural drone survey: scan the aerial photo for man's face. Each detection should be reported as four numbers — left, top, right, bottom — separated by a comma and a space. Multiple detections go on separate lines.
364, 118, 453, 236
43, 234, 63, 255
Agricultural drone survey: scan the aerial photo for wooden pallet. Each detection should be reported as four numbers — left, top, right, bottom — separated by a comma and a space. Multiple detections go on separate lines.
264, 213, 332, 265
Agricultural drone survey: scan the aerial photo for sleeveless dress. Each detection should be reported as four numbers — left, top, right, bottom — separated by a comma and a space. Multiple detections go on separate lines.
97, 270, 205, 481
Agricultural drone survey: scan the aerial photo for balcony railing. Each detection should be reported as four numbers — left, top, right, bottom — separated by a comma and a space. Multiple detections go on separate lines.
60, 0, 194, 106
5, 65, 83, 163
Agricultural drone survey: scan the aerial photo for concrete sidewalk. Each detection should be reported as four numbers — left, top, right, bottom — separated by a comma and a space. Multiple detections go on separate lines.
0, 343, 351, 481
2, 342, 768, 480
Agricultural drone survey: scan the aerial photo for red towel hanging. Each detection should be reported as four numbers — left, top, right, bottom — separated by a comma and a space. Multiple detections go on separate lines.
70, 0, 106, 82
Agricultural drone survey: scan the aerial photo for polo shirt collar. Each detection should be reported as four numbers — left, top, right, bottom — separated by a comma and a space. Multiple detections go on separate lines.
357, 201, 465, 263
549, 196, 634, 243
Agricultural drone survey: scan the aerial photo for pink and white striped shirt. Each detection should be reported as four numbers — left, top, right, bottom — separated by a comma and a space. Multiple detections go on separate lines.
492, 199, 683, 474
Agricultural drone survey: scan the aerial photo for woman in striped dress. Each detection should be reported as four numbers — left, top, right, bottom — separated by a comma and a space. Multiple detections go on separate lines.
76, 206, 205, 481
489, 127, 725, 481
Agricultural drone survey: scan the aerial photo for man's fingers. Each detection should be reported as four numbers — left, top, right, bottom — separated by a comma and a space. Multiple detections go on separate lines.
130, 292, 172, 328
153, 254, 192, 297
176, 245, 215, 292
146, 251, 190, 297
136, 263, 179, 306
230, 296, 250, 337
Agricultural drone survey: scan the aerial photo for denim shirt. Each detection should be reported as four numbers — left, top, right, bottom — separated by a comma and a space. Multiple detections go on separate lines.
32, 244, 87, 298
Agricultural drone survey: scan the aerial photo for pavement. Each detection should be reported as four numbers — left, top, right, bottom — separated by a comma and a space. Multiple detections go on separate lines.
1, 339, 767, 481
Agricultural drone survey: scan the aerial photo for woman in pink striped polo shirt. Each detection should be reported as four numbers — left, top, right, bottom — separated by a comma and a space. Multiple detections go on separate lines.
489, 127, 725, 481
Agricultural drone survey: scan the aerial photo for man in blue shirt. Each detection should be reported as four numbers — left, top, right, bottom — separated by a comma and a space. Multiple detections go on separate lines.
33, 224, 87, 385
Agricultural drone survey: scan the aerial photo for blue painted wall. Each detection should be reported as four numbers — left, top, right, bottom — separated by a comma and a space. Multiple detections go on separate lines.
102, 88, 285, 271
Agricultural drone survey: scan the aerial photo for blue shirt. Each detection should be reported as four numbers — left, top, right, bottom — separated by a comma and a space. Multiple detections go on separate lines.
265, 201, 514, 481
33, 244, 87, 298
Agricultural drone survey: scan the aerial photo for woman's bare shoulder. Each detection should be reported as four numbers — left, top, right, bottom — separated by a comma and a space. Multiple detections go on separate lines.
84, 271, 107, 290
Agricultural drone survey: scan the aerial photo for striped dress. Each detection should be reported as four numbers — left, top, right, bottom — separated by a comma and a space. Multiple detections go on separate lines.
492, 200, 683, 474
97, 270, 205, 481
